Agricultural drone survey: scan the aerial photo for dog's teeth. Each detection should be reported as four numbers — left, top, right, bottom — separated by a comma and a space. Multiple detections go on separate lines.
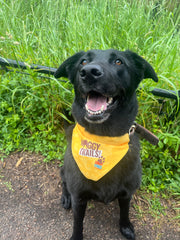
86, 105, 106, 116
107, 97, 113, 105
101, 105, 104, 111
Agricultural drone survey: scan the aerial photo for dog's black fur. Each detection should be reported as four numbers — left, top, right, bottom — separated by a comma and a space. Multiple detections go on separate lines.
54, 49, 158, 240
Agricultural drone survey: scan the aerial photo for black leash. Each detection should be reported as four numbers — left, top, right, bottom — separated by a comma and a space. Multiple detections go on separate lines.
0, 57, 57, 75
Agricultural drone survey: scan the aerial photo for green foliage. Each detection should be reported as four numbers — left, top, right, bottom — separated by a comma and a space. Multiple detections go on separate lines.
137, 89, 180, 194
0, 0, 179, 193
141, 134, 180, 193
0, 71, 73, 161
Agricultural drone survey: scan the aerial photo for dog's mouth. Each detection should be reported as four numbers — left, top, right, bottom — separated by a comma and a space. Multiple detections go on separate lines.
84, 91, 117, 123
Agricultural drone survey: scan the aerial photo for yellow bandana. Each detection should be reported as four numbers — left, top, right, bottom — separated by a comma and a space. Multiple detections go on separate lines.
72, 124, 130, 181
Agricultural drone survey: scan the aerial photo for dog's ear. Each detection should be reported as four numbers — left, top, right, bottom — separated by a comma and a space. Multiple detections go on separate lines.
124, 50, 158, 83
54, 51, 85, 83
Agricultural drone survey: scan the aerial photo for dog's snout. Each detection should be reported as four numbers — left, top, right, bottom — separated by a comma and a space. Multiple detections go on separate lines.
80, 64, 104, 79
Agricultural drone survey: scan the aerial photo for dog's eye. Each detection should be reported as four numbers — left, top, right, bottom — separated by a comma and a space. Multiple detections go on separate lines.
115, 59, 122, 65
81, 59, 88, 66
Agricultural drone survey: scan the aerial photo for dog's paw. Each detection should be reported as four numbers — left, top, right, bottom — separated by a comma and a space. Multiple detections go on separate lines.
70, 235, 83, 240
61, 194, 71, 209
120, 221, 135, 240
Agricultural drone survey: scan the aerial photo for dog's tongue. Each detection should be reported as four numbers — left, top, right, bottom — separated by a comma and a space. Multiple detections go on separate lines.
86, 93, 107, 112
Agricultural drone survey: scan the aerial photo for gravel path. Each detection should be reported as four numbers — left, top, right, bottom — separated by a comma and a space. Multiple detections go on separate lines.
0, 152, 179, 240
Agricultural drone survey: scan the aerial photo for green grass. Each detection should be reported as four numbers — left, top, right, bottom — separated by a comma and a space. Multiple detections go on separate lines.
0, 0, 179, 194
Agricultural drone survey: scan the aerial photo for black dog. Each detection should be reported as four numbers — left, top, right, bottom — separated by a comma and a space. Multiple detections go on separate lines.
54, 49, 158, 240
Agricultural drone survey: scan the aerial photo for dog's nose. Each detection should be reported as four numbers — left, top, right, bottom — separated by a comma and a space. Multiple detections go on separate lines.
80, 64, 104, 79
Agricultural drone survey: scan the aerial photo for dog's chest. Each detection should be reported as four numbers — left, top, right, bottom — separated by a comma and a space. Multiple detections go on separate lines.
81, 179, 128, 204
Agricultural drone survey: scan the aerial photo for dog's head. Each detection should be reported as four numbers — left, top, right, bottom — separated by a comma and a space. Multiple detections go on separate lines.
55, 49, 158, 124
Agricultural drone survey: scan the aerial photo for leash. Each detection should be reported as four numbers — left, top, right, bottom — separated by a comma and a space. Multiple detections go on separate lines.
129, 122, 159, 145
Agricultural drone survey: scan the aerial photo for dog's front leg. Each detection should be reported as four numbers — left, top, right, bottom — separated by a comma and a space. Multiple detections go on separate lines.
118, 197, 135, 240
70, 197, 87, 240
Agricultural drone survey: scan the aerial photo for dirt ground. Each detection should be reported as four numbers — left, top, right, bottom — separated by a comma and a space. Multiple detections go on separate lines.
0, 152, 179, 240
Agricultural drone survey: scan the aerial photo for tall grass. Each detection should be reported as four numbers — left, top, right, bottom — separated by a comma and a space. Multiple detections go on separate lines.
0, 0, 179, 193
0, 1, 179, 74
0, 0, 179, 89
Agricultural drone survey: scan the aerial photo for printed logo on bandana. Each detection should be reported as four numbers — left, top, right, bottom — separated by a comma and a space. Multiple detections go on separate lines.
80, 140, 105, 169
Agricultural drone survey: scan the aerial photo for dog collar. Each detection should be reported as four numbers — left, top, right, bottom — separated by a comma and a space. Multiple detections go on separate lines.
72, 123, 130, 181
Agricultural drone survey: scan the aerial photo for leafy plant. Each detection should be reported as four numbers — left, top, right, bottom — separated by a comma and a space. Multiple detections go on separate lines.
0, 71, 72, 161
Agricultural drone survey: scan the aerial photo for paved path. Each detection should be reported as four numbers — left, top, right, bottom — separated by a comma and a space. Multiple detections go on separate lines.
0, 152, 179, 240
